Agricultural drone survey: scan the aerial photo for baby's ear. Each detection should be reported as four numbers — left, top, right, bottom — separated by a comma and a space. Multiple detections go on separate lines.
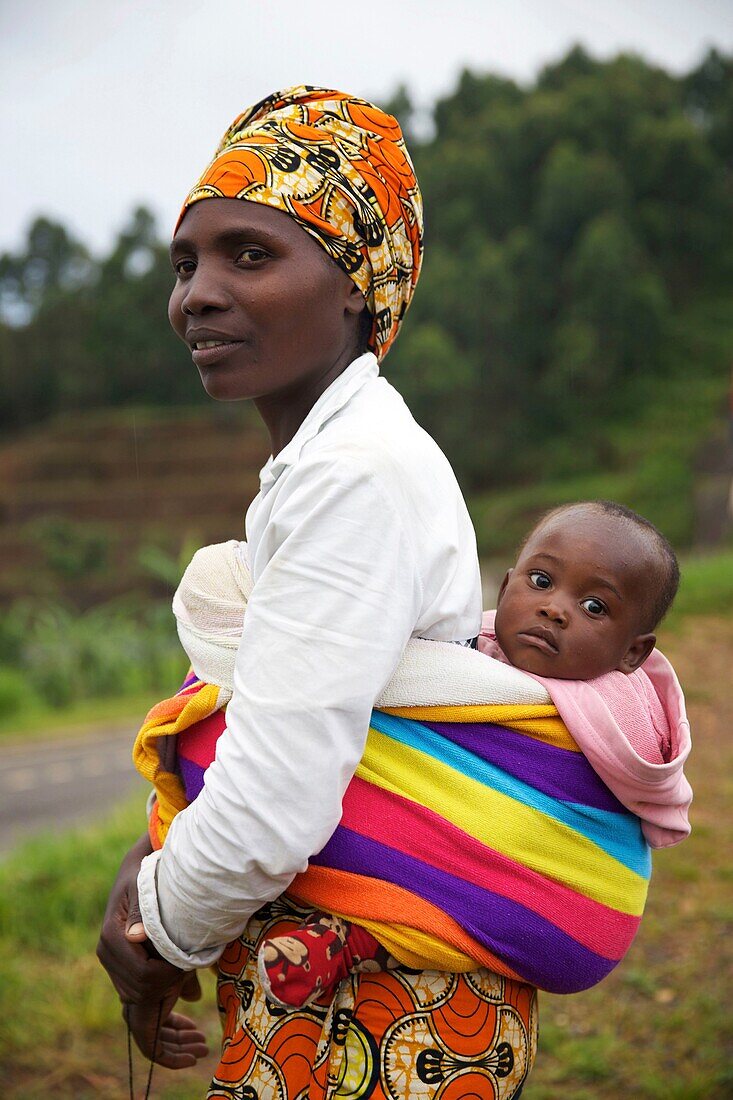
496, 569, 513, 605
617, 633, 656, 675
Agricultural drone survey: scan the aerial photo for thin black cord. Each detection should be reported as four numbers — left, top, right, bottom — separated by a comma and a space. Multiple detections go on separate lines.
126, 1000, 164, 1100
145, 1001, 164, 1099
125, 1004, 134, 1100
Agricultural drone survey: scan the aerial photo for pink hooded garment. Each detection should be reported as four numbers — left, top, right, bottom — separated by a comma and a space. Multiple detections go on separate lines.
478, 611, 693, 849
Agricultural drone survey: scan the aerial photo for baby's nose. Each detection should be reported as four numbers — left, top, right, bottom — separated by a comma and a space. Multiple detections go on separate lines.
539, 602, 568, 626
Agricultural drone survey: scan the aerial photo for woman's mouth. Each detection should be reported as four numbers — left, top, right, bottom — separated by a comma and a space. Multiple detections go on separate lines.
191, 340, 243, 367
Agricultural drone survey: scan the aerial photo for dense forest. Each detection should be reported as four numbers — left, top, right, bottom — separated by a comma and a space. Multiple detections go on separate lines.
1, 46, 732, 499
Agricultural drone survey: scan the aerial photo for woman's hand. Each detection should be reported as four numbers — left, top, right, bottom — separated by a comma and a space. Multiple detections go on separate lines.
96, 831, 194, 1004
125, 984, 209, 1069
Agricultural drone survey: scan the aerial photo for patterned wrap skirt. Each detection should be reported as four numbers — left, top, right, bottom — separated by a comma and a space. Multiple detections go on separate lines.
209, 898, 538, 1100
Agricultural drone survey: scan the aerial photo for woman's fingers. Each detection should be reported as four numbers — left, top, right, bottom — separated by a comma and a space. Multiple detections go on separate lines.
123, 865, 151, 945
159, 1009, 207, 1035
151, 1048, 200, 1069
126, 994, 209, 1069
126, 922, 147, 942
125, 883, 146, 940
159, 1016, 209, 1052
179, 971, 202, 1001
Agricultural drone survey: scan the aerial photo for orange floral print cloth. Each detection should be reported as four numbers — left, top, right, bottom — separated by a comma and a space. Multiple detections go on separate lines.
209, 898, 538, 1100
178, 86, 423, 359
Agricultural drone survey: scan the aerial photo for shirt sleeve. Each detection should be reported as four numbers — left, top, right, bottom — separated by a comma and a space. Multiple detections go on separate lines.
137, 452, 423, 967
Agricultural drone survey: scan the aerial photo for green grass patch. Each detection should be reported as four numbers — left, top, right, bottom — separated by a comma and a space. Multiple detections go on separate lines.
0, 690, 159, 744
0, 798, 219, 1098
0, 595, 187, 741
664, 547, 733, 628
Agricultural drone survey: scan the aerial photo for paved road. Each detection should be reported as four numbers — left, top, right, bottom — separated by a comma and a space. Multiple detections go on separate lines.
0, 724, 147, 855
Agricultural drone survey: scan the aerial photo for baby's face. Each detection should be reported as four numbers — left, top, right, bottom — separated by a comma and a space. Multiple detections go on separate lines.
494, 508, 655, 680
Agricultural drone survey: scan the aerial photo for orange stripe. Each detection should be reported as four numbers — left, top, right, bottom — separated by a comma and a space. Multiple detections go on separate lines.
288, 866, 522, 981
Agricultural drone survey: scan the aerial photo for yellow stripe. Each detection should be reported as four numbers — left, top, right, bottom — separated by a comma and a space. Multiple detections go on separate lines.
379, 704, 578, 751
132, 682, 223, 840
355, 918, 477, 971
357, 729, 647, 915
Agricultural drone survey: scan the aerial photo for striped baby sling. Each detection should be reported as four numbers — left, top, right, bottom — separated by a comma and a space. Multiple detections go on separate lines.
134, 636, 650, 995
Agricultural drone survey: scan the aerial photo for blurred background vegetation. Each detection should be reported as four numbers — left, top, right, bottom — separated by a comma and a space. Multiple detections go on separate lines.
1, 46, 732, 721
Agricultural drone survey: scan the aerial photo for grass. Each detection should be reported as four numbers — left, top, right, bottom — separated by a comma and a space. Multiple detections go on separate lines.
0, 798, 221, 1099
0, 614, 731, 1097
526, 614, 733, 1099
0, 690, 160, 744
664, 547, 733, 628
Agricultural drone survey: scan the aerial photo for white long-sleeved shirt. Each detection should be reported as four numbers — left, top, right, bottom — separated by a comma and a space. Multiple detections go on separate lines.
137, 353, 481, 968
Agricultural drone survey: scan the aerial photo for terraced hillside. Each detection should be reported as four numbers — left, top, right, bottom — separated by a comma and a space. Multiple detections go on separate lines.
0, 408, 269, 606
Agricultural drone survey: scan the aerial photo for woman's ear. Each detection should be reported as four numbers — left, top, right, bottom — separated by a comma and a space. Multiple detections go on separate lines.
616, 633, 656, 675
496, 570, 513, 605
344, 281, 366, 316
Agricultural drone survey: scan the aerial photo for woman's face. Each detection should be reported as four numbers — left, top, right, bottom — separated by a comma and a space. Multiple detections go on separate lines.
168, 198, 365, 405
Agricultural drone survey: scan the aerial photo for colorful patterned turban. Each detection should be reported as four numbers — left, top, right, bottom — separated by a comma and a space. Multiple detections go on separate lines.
178, 86, 423, 359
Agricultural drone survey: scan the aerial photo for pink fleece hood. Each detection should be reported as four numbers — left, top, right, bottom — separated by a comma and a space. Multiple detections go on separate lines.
479, 611, 693, 848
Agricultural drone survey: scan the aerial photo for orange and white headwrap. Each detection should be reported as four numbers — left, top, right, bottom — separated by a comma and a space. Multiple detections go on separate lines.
178, 86, 424, 359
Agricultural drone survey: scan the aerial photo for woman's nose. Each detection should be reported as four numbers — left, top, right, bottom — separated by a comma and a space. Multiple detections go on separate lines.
181, 265, 230, 316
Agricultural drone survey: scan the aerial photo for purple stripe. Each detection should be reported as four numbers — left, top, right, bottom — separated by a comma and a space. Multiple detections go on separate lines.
178, 755, 205, 802
313, 826, 622, 994
425, 721, 625, 813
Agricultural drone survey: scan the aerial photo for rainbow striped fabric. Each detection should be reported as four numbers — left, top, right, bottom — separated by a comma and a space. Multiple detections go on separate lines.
134, 674, 651, 995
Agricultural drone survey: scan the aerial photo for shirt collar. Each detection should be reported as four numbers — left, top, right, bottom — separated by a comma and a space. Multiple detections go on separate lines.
260, 352, 379, 493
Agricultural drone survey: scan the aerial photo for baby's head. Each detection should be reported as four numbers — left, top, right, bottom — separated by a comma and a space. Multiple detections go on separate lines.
494, 501, 679, 680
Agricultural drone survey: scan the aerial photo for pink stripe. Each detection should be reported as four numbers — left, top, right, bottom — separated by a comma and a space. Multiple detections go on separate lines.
177, 709, 227, 768
178, 680, 203, 696
341, 777, 638, 960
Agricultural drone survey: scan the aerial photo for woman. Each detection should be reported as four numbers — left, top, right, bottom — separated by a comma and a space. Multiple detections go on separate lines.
97, 87, 537, 1097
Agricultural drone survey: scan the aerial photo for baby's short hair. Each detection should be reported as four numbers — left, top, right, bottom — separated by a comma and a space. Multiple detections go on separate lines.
526, 500, 680, 632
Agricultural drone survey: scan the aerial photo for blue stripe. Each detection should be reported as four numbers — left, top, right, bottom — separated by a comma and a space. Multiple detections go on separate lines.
369, 710, 651, 878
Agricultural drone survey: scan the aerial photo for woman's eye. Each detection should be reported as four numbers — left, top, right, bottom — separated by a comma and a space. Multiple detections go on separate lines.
173, 258, 196, 277
236, 247, 269, 264
581, 597, 607, 616
529, 571, 551, 590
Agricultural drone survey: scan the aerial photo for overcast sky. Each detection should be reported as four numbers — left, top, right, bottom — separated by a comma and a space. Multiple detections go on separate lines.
2, 0, 732, 255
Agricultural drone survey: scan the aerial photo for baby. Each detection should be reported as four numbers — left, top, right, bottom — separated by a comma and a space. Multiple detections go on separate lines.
132, 499, 692, 1018
256, 499, 692, 1007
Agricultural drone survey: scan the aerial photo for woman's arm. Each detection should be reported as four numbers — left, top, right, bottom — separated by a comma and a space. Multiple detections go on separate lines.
137, 453, 424, 966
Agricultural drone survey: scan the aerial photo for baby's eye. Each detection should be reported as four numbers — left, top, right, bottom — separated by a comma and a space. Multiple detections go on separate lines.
581, 597, 607, 616
529, 571, 551, 590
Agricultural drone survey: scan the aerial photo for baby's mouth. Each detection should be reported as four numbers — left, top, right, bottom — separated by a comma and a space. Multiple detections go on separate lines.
516, 628, 559, 655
